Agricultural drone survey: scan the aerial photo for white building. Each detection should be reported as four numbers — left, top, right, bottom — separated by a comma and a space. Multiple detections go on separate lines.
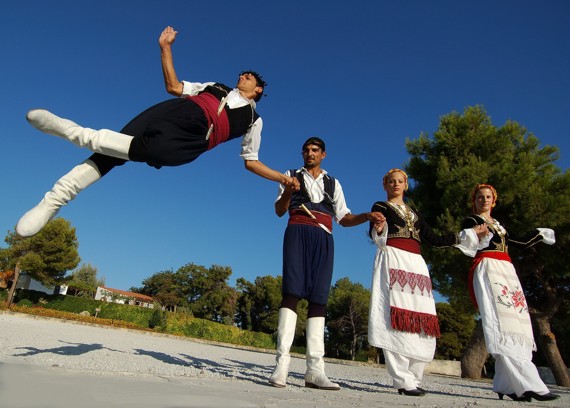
95, 286, 154, 308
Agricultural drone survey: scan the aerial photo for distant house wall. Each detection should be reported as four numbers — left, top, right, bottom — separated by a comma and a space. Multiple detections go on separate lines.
95, 286, 154, 308
17, 273, 58, 295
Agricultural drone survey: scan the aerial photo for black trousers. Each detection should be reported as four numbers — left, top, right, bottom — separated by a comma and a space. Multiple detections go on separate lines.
89, 98, 209, 175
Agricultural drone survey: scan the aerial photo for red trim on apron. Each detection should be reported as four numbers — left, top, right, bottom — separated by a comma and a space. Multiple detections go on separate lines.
387, 238, 421, 254
288, 208, 333, 232
390, 306, 441, 337
469, 251, 512, 308
186, 93, 230, 150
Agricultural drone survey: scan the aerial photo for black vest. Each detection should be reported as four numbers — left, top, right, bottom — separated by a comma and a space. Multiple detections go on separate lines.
200, 84, 260, 139
288, 169, 336, 216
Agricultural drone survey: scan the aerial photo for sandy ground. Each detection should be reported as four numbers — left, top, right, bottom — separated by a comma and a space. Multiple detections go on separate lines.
0, 312, 567, 408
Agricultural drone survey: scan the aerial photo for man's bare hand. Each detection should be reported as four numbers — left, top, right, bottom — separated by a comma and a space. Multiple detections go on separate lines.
367, 211, 385, 224
159, 26, 178, 48
283, 176, 300, 192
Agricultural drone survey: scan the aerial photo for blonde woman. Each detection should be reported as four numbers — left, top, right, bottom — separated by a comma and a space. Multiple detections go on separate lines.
368, 169, 485, 396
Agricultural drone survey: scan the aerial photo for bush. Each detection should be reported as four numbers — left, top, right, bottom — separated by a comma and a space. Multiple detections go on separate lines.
13, 289, 154, 327
11, 289, 276, 350
148, 308, 167, 330
165, 313, 274, 349
16, 299, 33, 307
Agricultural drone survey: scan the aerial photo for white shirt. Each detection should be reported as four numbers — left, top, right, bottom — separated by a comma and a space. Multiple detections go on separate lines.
181, 80, 262, 161
276, 168, 351, 223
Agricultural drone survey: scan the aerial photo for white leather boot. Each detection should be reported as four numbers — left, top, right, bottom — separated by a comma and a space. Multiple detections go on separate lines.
268, 308, 297, 387
16, 159, 101, 237
304, 317, 340, 390
27, 109, 132, 160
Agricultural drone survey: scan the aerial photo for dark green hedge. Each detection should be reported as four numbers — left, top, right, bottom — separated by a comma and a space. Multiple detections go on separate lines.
11, 289, 275, 349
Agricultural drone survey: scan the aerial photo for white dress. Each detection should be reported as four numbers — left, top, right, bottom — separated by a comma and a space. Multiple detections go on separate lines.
462, 215, 555, 396
368, 202, 478, 362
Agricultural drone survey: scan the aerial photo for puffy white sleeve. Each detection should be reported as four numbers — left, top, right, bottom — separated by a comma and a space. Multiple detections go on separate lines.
454, 228, 481, 257
180, 81, 214, 97
371, 225, 388, 250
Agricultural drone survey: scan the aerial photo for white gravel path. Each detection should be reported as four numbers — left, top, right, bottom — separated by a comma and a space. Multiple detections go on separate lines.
0, 312, 567, 408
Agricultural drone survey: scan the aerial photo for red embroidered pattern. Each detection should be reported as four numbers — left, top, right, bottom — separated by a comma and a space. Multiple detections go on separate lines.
389, 268, 432, 296
495, 282, 528, 312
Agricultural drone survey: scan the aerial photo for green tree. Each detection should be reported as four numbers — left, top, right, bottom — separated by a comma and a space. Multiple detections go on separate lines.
405, 105, 570, 385
132, 269, 185, 311
326, 277, 370, 361
177, 263, 238, 325
435, 302, 476, 360
235, 275, 283, 333
67, 263, 105, 297
0, 218, 80, 286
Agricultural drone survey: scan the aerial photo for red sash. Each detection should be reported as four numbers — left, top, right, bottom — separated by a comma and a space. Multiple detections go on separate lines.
469, 251, 512, 308
186, 93, 230, 150
386, 238, 421, 254
288, 208, 333, 232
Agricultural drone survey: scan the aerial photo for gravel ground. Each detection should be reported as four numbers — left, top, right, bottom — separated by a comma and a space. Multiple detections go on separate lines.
0, 311, 567, 408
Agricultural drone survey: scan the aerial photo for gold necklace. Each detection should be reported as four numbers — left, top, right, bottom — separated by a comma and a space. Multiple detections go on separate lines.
389, 202, 415, 231
481, 215, 506, 237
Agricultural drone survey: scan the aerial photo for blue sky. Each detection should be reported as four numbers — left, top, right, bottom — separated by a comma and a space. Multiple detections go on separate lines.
1, 1, 568, 299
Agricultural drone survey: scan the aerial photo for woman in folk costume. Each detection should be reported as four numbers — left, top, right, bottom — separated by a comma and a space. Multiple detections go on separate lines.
461, 184, 559, 402
368, 169, 485, 397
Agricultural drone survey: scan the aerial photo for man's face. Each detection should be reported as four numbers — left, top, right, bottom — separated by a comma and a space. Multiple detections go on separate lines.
302, 144, 326, 169
237, 72, 262, 98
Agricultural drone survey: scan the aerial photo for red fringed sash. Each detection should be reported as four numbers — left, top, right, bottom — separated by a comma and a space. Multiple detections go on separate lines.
468, 251, 512, 308
390, 306, 441, 337
186, 93, 230, 150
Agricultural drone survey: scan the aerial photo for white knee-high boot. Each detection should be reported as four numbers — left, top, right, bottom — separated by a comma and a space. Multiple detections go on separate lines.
27, 109, 132, 160
16, 159, 101, 237
305, 317, 340, 390
269, 308, 297, 387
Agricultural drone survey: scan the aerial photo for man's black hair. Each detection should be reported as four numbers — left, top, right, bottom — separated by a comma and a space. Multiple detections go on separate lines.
302, 137, 326, 152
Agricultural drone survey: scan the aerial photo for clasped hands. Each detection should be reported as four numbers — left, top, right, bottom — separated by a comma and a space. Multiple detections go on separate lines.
282, 177, 300, 192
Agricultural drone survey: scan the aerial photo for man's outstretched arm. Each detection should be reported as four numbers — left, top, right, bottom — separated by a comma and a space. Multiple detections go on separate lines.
159, 26, 184, 97
245, 160, 300, 190
339, 211, 385, 227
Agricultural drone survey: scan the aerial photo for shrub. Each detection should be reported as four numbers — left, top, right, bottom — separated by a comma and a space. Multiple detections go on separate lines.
148, 308, 167, 330
11, 289, 275, 350
16, 299, 33, 307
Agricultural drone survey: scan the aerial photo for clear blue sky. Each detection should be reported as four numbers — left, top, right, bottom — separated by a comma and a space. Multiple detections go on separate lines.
2, 1, 569, 298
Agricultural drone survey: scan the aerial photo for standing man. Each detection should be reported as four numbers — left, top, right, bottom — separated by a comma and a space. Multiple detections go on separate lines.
16, 26, 299, 237
269, 137, 384, 390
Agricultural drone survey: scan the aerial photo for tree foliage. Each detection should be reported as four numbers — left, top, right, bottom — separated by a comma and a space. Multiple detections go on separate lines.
179, 263, 238, 324
0, 218, 80, 286
326, 277, 370, 360
67, 263, 105, 297
132, 269, 185, 311
235, 275, 283, 333
435, 302, 476, 360
134, 263, 238, 324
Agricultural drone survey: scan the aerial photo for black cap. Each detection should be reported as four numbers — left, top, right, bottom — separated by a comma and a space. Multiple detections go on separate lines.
302, 137, 326, 151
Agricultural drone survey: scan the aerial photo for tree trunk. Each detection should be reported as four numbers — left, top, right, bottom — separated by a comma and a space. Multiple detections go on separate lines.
532, 313, 570, 387
460, 319, 488, 379
5, 264, 21, 307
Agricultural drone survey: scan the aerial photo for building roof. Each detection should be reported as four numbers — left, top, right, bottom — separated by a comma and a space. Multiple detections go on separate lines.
99, 286, 154, 302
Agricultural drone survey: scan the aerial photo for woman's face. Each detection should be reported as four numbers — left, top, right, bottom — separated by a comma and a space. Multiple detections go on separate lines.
474, 187, 495, 214
384, 171, 407, 199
